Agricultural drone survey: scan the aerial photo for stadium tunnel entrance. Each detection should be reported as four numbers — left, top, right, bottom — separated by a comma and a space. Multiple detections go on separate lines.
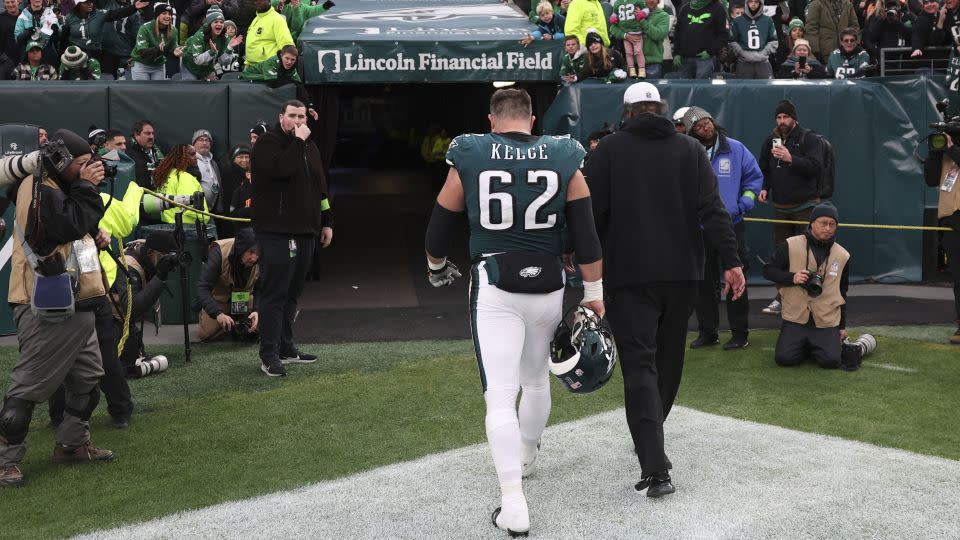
299, 82, 559, 313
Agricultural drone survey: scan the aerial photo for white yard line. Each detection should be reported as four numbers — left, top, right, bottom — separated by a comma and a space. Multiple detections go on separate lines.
862, 362, 918, 373
77, 406, 960, 540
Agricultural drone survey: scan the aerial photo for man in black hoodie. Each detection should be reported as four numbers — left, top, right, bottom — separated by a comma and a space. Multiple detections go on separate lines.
674, 0, 729, 78
583, 82, 745, 498
250, 100, 334, 377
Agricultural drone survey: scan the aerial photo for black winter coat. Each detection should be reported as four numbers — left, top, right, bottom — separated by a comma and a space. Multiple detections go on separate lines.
583, 112, 740, 288
250, 125, 332, 235
758, 123, 823, 205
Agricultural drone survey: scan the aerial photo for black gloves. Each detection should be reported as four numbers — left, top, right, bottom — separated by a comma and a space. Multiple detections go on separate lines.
155, 253, 179, 280
322, 0, 334, 9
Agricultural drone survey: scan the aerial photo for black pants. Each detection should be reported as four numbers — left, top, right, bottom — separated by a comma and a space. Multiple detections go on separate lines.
607, 282, 697, 477
49, 298, 133, 422
695, 222, 749, 339
941, 212, 960, 320
256, 232, 315, 363
774, 320, 841, 369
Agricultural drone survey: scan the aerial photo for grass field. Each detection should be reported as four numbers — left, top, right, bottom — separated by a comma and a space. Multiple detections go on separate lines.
0, 327, 956, 539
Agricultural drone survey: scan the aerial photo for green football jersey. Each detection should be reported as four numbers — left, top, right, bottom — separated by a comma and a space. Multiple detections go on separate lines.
445, 132, 586, 259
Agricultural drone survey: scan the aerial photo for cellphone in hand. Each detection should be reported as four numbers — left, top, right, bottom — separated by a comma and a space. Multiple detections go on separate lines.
772, 138, 783, 149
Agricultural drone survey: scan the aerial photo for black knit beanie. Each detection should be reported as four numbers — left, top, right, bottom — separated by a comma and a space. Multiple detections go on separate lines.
775, 100, 798, 120
809, 201, 839, 224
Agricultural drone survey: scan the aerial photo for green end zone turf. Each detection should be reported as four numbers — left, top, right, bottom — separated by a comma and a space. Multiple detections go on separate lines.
0, 327, 956, 539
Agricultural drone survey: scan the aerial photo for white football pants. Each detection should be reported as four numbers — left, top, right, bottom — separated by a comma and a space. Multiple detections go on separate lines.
469, 262, 563, 488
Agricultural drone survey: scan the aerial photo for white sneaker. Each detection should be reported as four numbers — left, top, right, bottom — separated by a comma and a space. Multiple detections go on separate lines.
492, 496, 530, 537
520, 441, 540, 478
762, 299, 781, 315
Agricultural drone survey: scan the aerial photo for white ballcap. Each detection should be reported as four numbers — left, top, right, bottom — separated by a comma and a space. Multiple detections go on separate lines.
672, 106, 691, 123
623, 82, 661, 105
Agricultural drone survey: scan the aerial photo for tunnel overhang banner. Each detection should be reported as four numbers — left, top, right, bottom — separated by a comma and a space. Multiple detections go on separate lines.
299, 0, 561, 84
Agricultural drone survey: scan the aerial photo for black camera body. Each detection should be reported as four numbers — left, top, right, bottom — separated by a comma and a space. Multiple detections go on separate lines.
929, 99, 960, 151
39, 139, 73, 177
802, 270, 823, 297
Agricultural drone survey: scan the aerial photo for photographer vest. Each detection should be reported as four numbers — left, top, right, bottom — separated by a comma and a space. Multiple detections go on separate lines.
8, 175, 107, 305
937, 153, 960, 219
780, 235, 849, 328
212, 238, 259, 314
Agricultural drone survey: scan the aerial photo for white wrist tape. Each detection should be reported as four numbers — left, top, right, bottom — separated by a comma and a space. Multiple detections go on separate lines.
582, 279, 603, 303
427, 258, 447, 271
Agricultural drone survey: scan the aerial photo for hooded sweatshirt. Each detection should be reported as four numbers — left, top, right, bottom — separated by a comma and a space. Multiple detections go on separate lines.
582, 112, 740, 287
675, 0, 729, 57
729, 3, 779, 63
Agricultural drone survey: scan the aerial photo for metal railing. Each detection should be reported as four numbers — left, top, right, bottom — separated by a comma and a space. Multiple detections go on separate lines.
879, 46, 951, 77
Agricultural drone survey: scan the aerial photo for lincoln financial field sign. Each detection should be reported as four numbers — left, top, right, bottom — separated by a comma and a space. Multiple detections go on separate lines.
299, 2, 562, 83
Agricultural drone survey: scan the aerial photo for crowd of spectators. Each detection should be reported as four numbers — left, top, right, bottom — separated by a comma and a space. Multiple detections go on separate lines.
523, 0, 958, 82
0, 0, 333, 81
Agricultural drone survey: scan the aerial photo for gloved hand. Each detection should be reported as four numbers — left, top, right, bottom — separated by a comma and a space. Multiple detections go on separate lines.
610, 14, 619, 24
697, 51, 711, 60
155, 253, 179, 280
613, 68, 627, 80
428, 261, 462, 287
738, 193, 756, 215
673, 55, 682, 68
322, 0, 334, 9
636, 8, 649, 20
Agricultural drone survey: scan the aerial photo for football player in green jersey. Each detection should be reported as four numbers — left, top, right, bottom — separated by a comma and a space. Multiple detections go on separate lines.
424, 88, 604, 537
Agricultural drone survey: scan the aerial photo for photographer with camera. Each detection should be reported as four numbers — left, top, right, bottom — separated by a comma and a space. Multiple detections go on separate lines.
924, 108, 960, 343
111, 231, 180, 374
0, 129, 115, 488
195, 227, 260, 342
763, 202, 850, 368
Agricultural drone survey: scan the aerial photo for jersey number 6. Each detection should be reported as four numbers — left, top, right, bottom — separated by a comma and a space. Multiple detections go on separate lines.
479, 169, 559, 231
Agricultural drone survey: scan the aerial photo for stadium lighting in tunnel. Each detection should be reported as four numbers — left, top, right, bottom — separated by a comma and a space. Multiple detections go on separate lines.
492, 81, 516, 88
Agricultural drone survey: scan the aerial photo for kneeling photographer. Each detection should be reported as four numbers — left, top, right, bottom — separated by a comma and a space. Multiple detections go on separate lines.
196, 227, 260, 342
763, 202, 850, 369
112, 231, 180, 377
0, 130, 115, 488
923, 105, 960, 343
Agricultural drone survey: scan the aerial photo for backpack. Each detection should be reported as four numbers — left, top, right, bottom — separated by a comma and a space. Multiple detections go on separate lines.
802, 128, 835, 199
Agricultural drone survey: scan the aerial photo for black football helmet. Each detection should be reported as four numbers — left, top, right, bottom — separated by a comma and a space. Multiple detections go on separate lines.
549, 306, 617, 394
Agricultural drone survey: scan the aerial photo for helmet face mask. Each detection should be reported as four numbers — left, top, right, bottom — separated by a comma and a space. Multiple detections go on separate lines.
549, 306, 617, 394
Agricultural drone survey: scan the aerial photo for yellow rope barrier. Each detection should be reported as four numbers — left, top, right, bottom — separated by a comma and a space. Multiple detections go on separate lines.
743, 217, 951, 232
142, 188, 252, 223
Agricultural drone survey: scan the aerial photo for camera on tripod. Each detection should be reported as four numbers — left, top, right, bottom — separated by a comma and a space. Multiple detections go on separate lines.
801, 270, 823, 297
928, 99, 960, 151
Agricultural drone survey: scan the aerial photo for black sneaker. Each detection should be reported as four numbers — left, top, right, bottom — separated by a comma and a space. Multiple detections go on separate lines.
280, 350, 318, 364
690, 334, 720, 349
261, 359, 287, 377
723, 337, 750, 350
635, 471, 675, 498
112, 416, 130, 429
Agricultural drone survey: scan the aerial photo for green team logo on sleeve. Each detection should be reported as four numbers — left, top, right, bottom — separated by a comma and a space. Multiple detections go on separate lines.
456, 134, 584, 258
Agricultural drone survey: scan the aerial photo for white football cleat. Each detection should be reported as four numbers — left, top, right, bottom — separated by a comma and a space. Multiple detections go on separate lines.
492, 497, 530, 537
520, 441, 540, 478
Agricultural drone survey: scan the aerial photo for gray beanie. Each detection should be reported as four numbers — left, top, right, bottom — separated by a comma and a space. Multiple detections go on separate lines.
681, 106, 713, 133
192, 129, 212, 144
